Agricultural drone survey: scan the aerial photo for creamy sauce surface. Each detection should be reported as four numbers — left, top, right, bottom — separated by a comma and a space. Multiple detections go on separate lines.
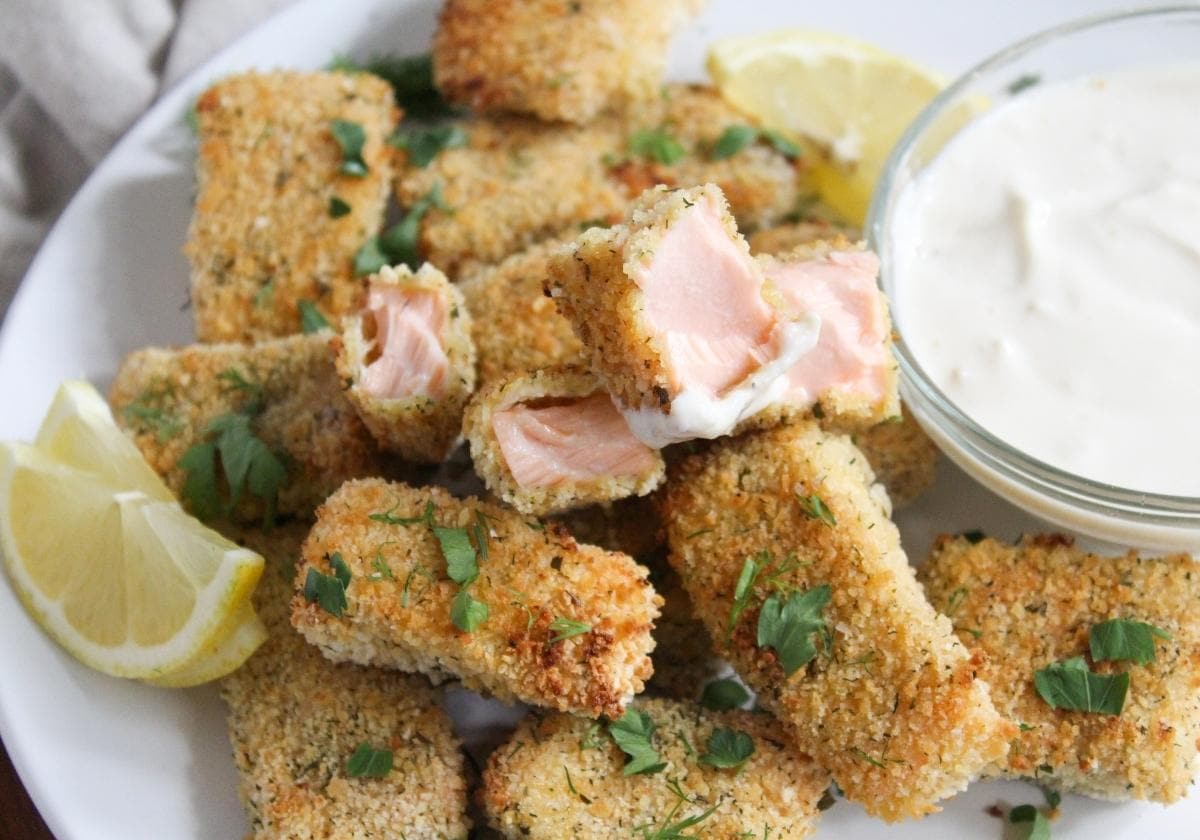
894, 61, 1200, 495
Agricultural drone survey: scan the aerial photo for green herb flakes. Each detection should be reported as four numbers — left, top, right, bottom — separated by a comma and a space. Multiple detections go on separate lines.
434, 526, 478, 585
369, 555, 395, 581
699, 727, 754, 770
635, 779, 718, 840
1009, 804, 1051, 840
450, 588, 489, 632
390, 124, 467, 167
548, 616, 592, 644
608, 708, 666, 776
297, 299, 330, 333
700, 678, 750, 711
346, 742, 393, 778
304, 566, 348, 617
122, 391, 183, 443
757, 584, 832, 676
370, 500, 435, 526
628, 128, 686, 165
179, 411, 286, 526
353, 236, 390, 276
1007, 74, 1042, 96
329, 196, 352, 218
796, 493, 836, 527
331, 53, 456, 120
727, 552, 765, 640
358, 184, 451, 274
1089, 618, 1171, 665
711, 125, 758, 160
564, 766, 590, 803
760, 128, 802, 159
1033, 656, 1128, 715
330, 119, 368, 177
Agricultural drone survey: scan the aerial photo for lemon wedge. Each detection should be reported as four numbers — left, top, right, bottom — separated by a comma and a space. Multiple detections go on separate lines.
708, 29, 943, 224
0, 382, 265, 682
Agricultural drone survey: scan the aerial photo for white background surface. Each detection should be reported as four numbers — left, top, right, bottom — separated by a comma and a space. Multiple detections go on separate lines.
0, 0, 1188, 837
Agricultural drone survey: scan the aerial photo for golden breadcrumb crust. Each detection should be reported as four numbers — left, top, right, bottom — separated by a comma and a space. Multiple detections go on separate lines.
662, 422, 1014, 821
396, 85, 811, 277
108, 333, 384, 521
746, 218, 859, 256
920, 534, 1200, 803
482, 697, 829, 839
221, 523, 471, 840
187, 71, 397, 343
458, 235, 585, 385
433, 0, 703, 123
850, 409, 937, 510
334, 263, 477, 463
463, 366, 665, 515
291, 479, 661, 718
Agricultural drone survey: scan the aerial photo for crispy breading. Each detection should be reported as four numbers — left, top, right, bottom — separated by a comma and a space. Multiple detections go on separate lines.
662, 421, 1014, 821
334, 263, 477, 462
746, 218, 859, 256
108, 333, 384, 522
463, 366, 665, 515
396, 85, 810, 277
482, 698, 829, 839
221, 523, 471, 840
920, 534, 1200, 803
459, 235, 585, 385
850, 408, 937, 509
291, 479, 661, 718
187, 71, 397, 343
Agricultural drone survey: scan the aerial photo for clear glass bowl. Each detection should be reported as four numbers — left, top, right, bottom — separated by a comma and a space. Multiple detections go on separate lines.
866, 6, 1200, 552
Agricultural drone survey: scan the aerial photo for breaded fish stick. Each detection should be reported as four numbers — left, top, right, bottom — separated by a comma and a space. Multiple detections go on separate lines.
291, 479, 661, 718
920, 533, 1200, 803
187, 71, 397, 343
222, 523, 472, 840
663, 421, 1013, 821
109, 333, 382, 522
464, 366, 665, 516
549, 184, 819, 447
396, 85, 810, 277
746, 217, 859, 256
334, 263, 476, 463
482, 698, 830, 839
433, 0, 703, 123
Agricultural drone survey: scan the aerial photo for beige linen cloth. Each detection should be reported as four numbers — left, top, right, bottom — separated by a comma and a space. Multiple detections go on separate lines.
0, 0, 293, 328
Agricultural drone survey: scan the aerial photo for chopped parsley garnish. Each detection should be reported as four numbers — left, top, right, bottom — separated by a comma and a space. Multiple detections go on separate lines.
1009, 804, 1051, 840
356, 184, 451, 274
329, 196, 352, 218
700, 677, 751, 711
370, 500, 435, 526
760, 128, 802, 160
711, 125, 758, 160
390, 124, 468, 167
698, 727, 754, 771
450, 588, 489, 632
608, 708, 666, 776
1089, 618, 1171, 665
548, 616, 592, 644
1040, 784, 1062, 809
179, 407, 287, 526
304, 554, 352, 617
627, 128, 686, 165
345, 742, 393, 778
434, 525, 478, 585
121, 390, 183, 443
217, 367, 263, 401
945, 586, 968, 616
297, 299, 330, 333
635, 778, 719, 839
1033, 656, 1128, 715
369, 555, 395, 581
353, 236, 390, 276
330, 119, 368, 176
796, 493, 836, 527
727, 552, 766, 640
400, 564, 436, 607
1007, 74, 1042, 96
757, 584, 832, 676
330, 53, 456, 120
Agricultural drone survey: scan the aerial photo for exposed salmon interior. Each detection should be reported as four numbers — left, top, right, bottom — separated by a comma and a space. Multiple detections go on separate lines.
633, 194, 780, 396
492, 392, 658, 488
766, 250, 891, 407
360, 284, 450, 400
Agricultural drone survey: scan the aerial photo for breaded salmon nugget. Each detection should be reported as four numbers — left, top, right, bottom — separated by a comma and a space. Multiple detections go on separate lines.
920, 533, 1200, 803
548, 184, 819, 447
187, 71, 397, 343
334, 263, 476, 463
433, 0, 702, 123
109, 333, 383, 522
482, 697, 829, 839
662, 421, 1014, 821
463, 366, 665, 516
459, 235, 586, 384
222, 523, 471, 840
291, 479, 661, 718
849, 408, 937, 509
396, 85, 810, 277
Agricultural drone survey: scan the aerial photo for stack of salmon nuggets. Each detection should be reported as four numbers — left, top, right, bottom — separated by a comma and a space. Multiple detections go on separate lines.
105, 1, 1200, 836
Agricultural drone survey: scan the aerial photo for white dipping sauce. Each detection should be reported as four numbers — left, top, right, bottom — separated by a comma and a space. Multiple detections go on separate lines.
893, 61, 1200, 496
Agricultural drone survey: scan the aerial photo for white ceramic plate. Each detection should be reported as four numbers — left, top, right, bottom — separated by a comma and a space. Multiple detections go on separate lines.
0, 0, 1190, 837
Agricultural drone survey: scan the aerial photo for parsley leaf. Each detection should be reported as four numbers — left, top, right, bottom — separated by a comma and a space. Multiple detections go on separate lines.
711, 125, 758, 160
548, 617, 591, 644
1033, 656, 1128, 715
699, 727, 754, 770
1089, 618, 1171, 665
297, 299, 330, 333
345, 742, 393, 778
329, 552, 352, 589
628, 128, 686, 165
304, 567, 348, 617
608, 709, 666, 776
450, 588, 489, 632
760, 128, 802, 160
1009, 804, 1051, 840
356, 184, 450, 275
179, 409, 287, 526
727, 551, 766, 640
700, 677, 751, 711
329, 196, 352, 218
796, 493, 836, 527
179, 441, 221, 520
330, 119, 368, 176
757, 584, 832, 676
434, 526, 478, 585
353, 236, 389, 276
390, 124, 468, 167
331, 53, 456, 120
